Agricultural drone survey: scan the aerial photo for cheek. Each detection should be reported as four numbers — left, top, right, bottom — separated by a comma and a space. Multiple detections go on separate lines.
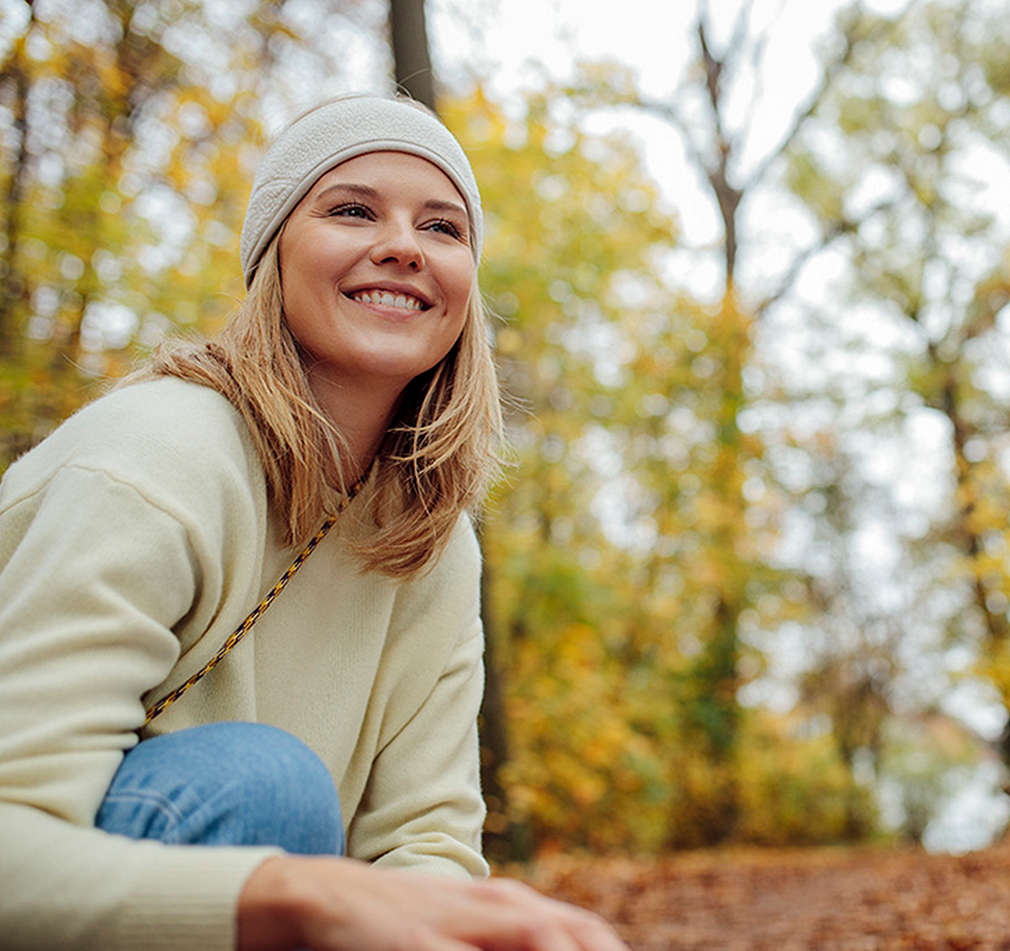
445, 290, 472, 345
279, 221, 341, 280
446, 261, 476, 316
443, 298, 472, 361
278, 237, 330, 320
279, 236, 315, 287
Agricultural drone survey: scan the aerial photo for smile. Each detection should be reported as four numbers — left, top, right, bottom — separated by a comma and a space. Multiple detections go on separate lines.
348, 289, 430, 312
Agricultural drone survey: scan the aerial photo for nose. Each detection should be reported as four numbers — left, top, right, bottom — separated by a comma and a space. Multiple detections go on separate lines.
369, 216, 424, 271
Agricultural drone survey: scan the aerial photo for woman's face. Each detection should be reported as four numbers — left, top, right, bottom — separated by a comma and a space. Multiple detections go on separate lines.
278, 150, 475, 400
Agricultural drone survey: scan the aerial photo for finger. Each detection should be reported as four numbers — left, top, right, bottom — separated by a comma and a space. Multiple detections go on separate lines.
519, 890, 628, 951
567, 909, 630, 951
494, 900, 619, 951
452, 878, 628, 951
414, 933, 481, 951
530, 906, 628, 951
514, 920, 583, 951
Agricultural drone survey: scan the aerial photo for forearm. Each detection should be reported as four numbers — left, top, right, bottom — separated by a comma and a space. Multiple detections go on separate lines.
348, 629, 487, 877
1, 801, 275, 951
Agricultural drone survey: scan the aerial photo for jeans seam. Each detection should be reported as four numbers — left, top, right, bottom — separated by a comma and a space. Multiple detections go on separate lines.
100, 788, 186, 830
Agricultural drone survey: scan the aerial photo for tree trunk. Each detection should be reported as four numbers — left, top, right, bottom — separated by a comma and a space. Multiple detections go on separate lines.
388, 0, 436, 110
937, 363, 1010, 762
478, 538, 532, 862
0, 12, 35, 360
386, 0, 520, 856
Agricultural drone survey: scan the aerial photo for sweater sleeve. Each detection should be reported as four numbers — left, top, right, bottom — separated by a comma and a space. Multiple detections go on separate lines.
345, 519, 489, 880
0, 465, 276, 951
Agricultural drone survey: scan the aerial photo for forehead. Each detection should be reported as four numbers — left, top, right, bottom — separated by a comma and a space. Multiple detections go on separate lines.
307, 150, 466, 205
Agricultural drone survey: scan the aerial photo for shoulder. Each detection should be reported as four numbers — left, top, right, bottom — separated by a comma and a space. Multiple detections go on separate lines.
390, 513, 482, 627
1, 378, 266, 523
73, 378, 250, 461
420, 512, 482, 591
439, 512, 482, 578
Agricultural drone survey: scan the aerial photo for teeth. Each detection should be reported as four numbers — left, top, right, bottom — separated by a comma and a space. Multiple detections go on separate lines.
352, 290, 425, 311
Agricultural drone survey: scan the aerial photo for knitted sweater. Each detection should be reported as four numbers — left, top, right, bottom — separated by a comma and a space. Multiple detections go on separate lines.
0, 378, 487, 951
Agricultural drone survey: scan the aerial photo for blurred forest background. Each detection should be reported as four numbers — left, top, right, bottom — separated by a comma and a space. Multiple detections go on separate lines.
2, 0, 1010, 861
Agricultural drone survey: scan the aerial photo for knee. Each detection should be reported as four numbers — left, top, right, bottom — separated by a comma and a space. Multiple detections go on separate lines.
108, 722, 344, 855
201, 722, 344, 856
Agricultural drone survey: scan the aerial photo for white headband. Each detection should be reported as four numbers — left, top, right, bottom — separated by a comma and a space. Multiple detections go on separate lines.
240, 95, 483, 287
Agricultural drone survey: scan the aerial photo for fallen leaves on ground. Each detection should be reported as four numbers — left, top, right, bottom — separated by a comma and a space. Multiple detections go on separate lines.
505, 840, 1010, 949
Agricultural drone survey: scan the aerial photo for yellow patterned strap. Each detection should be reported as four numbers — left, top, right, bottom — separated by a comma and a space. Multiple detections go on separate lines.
143, 477, 366, 726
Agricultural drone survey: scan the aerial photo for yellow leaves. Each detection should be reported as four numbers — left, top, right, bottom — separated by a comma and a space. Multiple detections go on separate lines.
96, 56, 131, 99
165, 162, 191, 192
976, 641, 1010, 707
469, 83, 765, 849
783, 149, 847, 225
0, 2, 275, 469
494, 326, 523, 357
691, 556, 729, 589
727, 712, 872, 846
501, 619, 666, 843
563, 60, 643, 108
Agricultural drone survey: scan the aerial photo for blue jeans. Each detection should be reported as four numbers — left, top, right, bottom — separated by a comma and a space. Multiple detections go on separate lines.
96, 722, 344, 856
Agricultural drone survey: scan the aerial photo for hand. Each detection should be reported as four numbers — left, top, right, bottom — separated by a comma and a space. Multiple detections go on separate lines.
237, 854, 628, 951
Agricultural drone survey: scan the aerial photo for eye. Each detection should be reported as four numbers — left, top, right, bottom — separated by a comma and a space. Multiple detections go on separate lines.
427, 218, 465, 239
328, 202, 373, 220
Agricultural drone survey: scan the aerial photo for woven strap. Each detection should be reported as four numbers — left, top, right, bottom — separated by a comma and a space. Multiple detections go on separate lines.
144, 478, 365, 725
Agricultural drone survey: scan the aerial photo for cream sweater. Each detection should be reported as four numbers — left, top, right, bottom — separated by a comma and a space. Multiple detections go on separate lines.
0, 378, 488, 951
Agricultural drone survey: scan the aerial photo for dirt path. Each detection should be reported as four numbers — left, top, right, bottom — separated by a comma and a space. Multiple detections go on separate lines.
513, 841, 1010, 949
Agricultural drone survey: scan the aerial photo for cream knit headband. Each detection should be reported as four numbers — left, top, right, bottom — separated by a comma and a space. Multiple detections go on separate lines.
240, 95, 483, 286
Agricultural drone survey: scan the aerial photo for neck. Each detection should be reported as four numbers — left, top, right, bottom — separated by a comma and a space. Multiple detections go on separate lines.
307, 371, 402, 484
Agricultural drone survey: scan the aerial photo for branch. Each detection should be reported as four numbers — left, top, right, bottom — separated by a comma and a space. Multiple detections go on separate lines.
696, 17, 730, 154
752, 197, 899, 318
737, 0, 785, 151
743, 33, 853, 192
745, 0, 918, 191
632, 94, 714, 179
727, 0, 756, 68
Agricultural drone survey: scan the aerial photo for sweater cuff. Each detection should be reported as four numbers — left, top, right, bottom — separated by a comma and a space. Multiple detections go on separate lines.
111, 846, 280, 951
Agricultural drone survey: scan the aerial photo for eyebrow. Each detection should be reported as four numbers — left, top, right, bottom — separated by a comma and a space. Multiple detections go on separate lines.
314, 182, 468, 218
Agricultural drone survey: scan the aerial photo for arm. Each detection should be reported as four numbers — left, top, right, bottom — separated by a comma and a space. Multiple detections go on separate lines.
349, 625, 487, 877
0, 466, 276, 951
345, 517, 487, 877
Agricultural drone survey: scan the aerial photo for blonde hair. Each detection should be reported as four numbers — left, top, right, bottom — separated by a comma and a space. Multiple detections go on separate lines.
145, 232, 504, 578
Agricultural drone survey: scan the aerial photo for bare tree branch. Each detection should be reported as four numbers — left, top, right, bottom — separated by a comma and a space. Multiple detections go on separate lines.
737, 0, 785, 156
632, 94, 714, 178
389, 0, 437, 110
744, 0, 917, 192
753, 197, 901, 318
696, 17, 729, 152
752, 226, 848, 320
727, 0, 756, 71
743, 34, 854, 192
0, 4, 36, 361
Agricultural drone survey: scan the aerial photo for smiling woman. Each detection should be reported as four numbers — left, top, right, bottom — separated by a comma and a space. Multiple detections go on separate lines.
0, 94, 629, 951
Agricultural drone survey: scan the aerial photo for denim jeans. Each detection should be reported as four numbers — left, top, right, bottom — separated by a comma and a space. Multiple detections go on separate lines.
95, 721, 344, 856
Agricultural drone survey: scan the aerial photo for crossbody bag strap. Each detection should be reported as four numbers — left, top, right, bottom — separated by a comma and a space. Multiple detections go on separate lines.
143, 478, 366, 725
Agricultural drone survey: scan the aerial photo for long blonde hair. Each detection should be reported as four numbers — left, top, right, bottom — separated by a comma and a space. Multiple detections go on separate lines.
147, 231, 504, 577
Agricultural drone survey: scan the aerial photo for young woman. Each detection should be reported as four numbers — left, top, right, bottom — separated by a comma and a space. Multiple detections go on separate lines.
0, 95, 627, 951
